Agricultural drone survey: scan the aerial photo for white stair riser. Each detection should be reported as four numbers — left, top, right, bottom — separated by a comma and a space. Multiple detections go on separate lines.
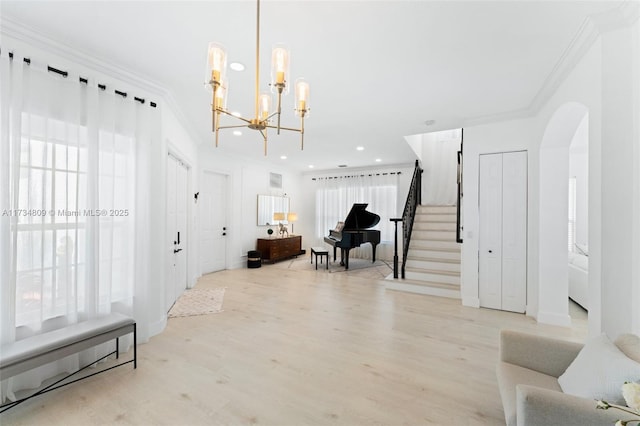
404, 270, 460, 284
412, 221, 456, 231
405, 259, 460, 272
409, 239, 460, 250
418, 206, 457, 214
386, 281, 461, 299
412, 230, 457, 240
409, 249, 461, 261
414, 214, 457, 222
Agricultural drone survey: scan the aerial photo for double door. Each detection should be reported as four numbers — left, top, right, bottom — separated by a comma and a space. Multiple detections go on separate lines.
479, 151, 527, 313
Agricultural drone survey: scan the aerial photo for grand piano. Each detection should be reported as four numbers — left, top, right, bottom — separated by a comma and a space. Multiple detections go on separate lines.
324, 203, 381, 269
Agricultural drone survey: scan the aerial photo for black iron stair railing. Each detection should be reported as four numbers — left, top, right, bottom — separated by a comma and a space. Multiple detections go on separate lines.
390, 160, 423, 279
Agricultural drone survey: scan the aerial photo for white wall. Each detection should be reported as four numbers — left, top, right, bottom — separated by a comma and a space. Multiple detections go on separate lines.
460, 118, 539, 311
197, 146, 307, 269
461, 13, 640, 337
569, 115, 589, 249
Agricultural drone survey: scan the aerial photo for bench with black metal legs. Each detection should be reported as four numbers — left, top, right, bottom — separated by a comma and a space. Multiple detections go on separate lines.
311, 246, 329, 270
0, 313, 136, 413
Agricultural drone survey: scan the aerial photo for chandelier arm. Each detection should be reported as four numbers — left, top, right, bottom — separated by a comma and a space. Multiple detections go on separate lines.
259, 128, 268, 156
215, 120, 220, 147
300, 115, 305, 150
211, 90, 217, 132
265, 125, 301, 132
276, 91, 282, 134
217, 124, 251, 130
218, 110, 253, 124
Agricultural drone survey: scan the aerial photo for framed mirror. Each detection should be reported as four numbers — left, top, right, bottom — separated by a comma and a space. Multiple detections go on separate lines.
257, 195, 290, 226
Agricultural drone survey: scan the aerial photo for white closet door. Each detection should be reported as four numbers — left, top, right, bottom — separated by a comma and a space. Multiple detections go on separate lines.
479, 154, 504, 310
479, 151, 527, 313
501, 151, 527, 312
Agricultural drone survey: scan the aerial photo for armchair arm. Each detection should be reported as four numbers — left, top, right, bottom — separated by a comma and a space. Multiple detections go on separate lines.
500, 329, 583, 377
517, 384, 636, 426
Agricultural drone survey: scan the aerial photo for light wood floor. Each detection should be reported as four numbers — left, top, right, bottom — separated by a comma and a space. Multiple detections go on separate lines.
3, 260, 587, 425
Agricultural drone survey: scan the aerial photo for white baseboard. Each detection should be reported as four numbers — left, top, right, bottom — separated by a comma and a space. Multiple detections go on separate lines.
537, 310, 572, 327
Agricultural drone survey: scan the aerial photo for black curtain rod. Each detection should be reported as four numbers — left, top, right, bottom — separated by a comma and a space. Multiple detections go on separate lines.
312, 171, 402, 181
6, 51, 156, 108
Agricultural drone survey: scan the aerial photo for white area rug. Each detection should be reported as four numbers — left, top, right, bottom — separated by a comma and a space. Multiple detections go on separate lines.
168, 287, 226, 318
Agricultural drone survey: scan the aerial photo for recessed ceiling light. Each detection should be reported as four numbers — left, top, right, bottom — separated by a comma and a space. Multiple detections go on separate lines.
229, 62, 245, 71
424, 119, 436, 126
280, 155, 287, 160
375, 158, 382, 162
233, 130, 242, 136
231, 111, 242, 117
308, 165, 314, 169
338, 164, 348, 168
356, 146, 364, 151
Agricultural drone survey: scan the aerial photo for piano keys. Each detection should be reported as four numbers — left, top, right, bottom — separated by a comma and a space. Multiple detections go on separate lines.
323, 203, 381, 269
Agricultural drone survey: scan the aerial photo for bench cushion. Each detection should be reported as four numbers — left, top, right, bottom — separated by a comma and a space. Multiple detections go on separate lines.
311, 247, 328, 254
1, 313, 134, 371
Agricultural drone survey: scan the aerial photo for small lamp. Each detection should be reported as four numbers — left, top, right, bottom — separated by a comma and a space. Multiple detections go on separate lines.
287, 212, 298, 234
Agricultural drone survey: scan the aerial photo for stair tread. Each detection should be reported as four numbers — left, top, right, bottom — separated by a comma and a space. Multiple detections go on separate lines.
406, 256, 460, 263
405, 267, 460, 276
392, 279, 460, 289
408, 247, 461, 252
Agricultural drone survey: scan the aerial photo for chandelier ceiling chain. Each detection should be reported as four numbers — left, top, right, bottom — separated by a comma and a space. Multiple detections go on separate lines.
206, 0, 310, 155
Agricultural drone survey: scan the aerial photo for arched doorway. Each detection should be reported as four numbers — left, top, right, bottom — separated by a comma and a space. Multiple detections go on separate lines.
537, 102, 589, 326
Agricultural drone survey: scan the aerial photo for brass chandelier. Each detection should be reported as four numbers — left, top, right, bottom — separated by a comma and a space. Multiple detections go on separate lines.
206, 0, 310, 155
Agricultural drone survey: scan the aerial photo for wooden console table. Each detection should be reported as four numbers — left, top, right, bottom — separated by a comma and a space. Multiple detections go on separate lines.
257, 235, 303, 263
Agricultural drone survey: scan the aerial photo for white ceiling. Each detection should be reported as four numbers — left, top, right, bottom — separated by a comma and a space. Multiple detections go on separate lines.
0, 1, 622, 172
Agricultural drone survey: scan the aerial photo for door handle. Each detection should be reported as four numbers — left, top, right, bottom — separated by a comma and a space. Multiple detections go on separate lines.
177, 231, 180, 245
488, 250, 493, 253
174, 248, 182, 253
222, 232, 226, 236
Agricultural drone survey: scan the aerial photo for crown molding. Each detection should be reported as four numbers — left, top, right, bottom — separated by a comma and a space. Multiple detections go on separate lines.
0, 16, 167, 97
464, 0, 639, 129
0, 16, 208, 148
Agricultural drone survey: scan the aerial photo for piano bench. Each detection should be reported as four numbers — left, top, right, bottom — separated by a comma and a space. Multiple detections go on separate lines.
310, 247, 329, 270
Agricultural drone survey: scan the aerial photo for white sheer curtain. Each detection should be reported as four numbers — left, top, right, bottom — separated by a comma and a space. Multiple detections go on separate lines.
315, 172, 399, 261
0, 52, 156, 402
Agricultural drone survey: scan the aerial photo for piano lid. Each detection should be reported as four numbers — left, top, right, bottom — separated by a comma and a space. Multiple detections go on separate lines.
343, 203, 380, 230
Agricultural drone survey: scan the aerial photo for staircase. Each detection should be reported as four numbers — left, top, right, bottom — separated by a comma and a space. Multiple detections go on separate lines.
386, 205, 461, 299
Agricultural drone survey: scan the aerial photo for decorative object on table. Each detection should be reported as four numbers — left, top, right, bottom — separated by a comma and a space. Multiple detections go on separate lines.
287, 212, 297, 234
168, 287, 226, 318
267, 228, 273, 236
597, 382, 640, 425
205, 0, 310, 155
273, 212, 288, 237
278, 222, 289, 237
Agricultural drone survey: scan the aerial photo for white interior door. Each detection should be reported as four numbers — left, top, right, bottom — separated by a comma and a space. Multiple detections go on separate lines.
166, 153, 189, 312
479, 151, 527, 313
200, 171, 227, 274
501, 151, 527, 312
479, 153, 503, 310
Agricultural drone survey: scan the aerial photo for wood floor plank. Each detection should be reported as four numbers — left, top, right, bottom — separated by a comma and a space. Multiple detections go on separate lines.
1, 260, 587, 425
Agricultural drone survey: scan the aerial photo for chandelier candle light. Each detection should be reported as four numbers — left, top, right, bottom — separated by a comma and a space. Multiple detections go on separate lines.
206, 0, 310, 155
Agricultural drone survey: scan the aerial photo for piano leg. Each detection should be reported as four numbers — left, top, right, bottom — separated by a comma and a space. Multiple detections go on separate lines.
342, 248, 350, 269
371, 243, 378, 263
333, 246, 337, 262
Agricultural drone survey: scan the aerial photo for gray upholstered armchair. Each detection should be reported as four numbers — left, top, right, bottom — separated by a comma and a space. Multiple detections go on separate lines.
496, 330, 638, 426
